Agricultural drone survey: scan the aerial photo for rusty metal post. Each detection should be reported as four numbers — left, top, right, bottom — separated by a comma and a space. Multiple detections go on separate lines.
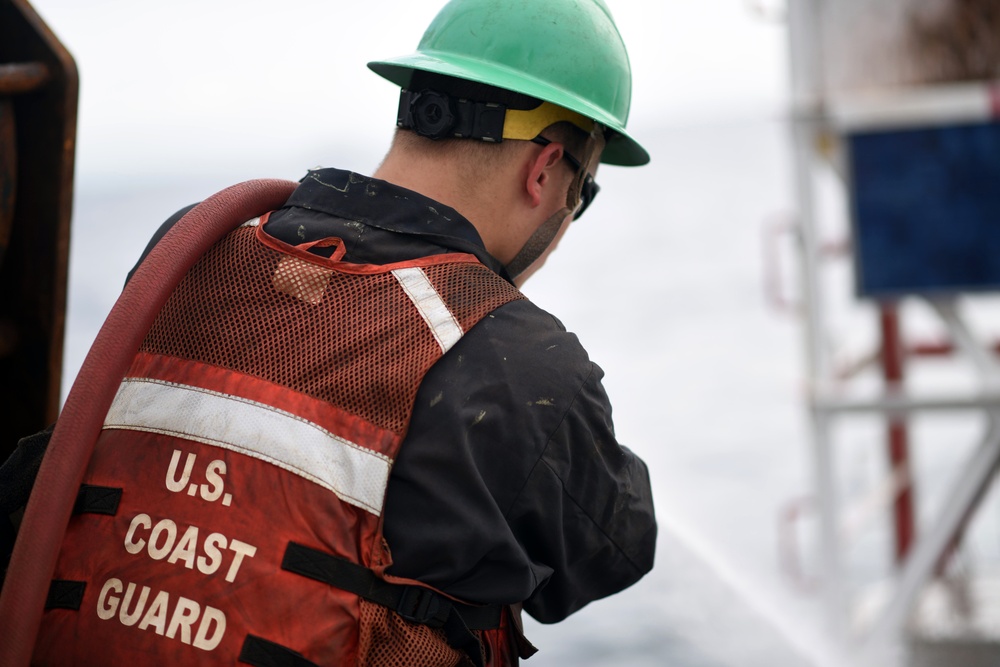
0, 0, 78, 462
879, 302, 916, 564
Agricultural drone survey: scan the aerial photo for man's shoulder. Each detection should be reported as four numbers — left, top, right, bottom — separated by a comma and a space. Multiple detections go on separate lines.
443, 297, 594, 394
471, 296, 583, 347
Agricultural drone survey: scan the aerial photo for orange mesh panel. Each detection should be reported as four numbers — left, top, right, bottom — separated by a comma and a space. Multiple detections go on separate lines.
357, 600, 468, 667
356, 601, 503, 667
141, 228, 523, 437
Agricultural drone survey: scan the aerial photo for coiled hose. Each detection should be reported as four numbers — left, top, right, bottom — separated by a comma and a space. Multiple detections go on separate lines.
0, 178, 297, 666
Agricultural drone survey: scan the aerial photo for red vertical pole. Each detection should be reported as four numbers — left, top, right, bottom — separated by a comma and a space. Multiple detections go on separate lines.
880, 302, 915, 563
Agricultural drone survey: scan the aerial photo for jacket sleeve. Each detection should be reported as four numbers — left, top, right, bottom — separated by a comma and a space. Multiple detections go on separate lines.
507, 362, 657, 623
384, 300, 656, 622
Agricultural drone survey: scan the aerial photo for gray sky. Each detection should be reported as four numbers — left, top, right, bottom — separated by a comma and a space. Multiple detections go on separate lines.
28, 0, 790, 182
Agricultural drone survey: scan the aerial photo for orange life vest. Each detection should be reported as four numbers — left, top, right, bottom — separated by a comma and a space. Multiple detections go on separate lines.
34, 216, 526, 666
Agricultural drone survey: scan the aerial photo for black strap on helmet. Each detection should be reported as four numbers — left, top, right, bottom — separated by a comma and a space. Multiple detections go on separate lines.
397, 89, 507, 142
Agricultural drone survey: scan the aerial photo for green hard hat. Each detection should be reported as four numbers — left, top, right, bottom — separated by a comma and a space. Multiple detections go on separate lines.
368, 0, 649, 166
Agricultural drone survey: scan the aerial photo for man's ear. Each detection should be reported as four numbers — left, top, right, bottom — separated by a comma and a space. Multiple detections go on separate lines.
524, 141, 564, 208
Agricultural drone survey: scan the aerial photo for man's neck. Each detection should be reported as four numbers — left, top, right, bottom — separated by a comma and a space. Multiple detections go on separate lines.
373, 148, 525, 265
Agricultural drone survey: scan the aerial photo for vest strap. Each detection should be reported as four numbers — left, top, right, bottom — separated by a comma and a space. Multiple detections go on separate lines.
239, 634, 320, 667
72, 484, 122, 516
45, 580, 85, 610
281, 542, 501, 667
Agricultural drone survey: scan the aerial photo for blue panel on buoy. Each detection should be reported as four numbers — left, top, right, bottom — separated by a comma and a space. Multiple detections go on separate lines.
848, 121, 1000, 298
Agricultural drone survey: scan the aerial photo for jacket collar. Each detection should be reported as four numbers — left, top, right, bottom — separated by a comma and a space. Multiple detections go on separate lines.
285, 168, 512, 281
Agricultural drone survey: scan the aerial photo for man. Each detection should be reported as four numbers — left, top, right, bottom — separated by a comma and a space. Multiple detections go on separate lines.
2, 0, 655, 665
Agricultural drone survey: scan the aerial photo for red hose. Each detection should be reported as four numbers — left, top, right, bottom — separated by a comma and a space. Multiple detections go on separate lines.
0, 178, 297, 666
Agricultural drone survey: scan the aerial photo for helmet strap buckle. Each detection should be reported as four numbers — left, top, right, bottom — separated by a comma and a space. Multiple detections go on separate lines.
397, 89, 507, 142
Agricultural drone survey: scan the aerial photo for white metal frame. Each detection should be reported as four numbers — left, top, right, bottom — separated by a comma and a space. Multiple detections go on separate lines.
787, 1, 1000, 663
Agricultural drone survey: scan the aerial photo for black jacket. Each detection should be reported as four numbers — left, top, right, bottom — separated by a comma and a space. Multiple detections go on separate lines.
1, 168, 656, 624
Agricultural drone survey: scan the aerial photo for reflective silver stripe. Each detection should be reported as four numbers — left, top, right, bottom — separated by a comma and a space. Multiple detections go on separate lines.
392, 267, 463, 353
104, 378, 391, 515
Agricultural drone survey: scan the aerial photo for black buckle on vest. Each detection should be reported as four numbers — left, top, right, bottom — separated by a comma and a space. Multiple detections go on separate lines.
395, 586, 449, 628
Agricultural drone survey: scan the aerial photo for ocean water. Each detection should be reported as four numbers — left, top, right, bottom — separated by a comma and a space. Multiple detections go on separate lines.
60, 117, 870, 665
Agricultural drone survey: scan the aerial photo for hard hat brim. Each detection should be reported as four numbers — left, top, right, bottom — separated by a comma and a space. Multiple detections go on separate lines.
369, 52, 650, 167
